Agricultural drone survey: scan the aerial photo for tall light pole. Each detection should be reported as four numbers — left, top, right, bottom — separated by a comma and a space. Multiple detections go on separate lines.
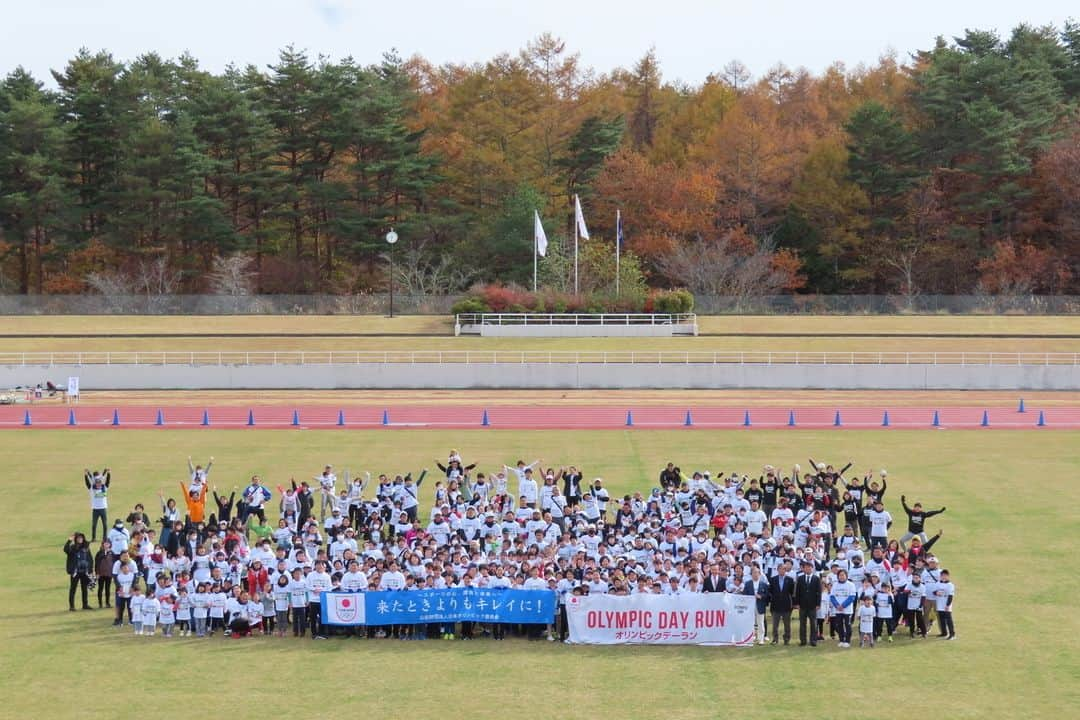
385, 228, 398, 318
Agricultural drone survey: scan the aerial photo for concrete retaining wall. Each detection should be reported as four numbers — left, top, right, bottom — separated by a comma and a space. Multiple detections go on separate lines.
3, 362, 1079, 390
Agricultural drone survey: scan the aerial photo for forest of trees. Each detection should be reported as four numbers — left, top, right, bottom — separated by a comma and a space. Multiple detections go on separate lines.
1, 23, 1079, 298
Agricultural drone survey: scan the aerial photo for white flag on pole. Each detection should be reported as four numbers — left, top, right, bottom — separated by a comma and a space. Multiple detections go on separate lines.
574, 194, 590, 240
534, 210, 548, 257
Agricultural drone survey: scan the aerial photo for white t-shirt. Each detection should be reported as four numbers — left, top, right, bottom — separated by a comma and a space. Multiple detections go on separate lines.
858, 603, 876, 632
932, 580, 954, 611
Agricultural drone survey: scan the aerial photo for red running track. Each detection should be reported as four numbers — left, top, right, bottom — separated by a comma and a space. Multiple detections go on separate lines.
0, 405, 1076, 429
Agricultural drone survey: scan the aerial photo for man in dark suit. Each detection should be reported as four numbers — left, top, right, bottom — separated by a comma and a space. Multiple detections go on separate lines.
768, 562, 795, 644
703, 564, 727, 593
743, 565, 771, 644
796, 558, 823, 646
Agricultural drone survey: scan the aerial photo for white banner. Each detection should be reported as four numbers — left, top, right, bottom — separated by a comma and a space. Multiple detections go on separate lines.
67, 376, 80, 397
321, 592, 367, 626
565, 592, 755, 646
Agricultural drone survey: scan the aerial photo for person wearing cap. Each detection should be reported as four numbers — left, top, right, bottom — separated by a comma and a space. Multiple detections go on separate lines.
796, 558, 823, 646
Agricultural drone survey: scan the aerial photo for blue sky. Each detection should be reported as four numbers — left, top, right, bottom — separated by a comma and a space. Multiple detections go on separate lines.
2, 0, 1075, 85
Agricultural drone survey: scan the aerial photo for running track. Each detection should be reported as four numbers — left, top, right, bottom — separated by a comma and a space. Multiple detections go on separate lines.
1, 405, 1076, 429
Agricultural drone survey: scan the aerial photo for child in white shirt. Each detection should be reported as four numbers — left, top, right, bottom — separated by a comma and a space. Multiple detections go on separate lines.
175, 588, 192, 636
857, 595, 876, 647
158, 595, 176, 637
130, 588, 145, 634
140, 595, 161, 636
192, 584, 210, 637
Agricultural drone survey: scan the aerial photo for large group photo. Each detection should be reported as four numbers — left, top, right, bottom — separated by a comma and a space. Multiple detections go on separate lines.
69, 452, 955, 648
3, 1, 1080, 719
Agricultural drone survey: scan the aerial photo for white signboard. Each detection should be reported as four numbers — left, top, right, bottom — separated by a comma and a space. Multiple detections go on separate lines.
67, 376, 80, 399
565, 591, 755, 646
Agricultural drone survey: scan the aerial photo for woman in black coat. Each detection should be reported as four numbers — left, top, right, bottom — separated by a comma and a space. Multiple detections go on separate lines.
64, 532, 94, 611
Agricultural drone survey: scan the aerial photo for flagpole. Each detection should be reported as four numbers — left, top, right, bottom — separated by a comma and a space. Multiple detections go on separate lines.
533, 219, 538, 293
616, 209, 621, 297
573, 200, 579, 295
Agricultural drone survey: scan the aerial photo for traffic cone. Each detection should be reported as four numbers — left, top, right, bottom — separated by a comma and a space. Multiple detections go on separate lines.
833, 410, 842, 427
337, 410, 346, 427
1037, 410, 1046, 427
625, 410, 634, 427
111, 409, 120, 426
684, 410, 694, 427
1018, 398, 1026, 413
381, 409, 389, 426
22, 410, 31, 426
743, 410, 751, 427
482, 409, 490, 427
68, 409, 77, 426
247, 409, 255, 426
932, 410, 940, 427
201, 409, 210, 426
155, 409, 164, 426
291, 410, 300, 427
787, 410, 796, 427
981, 410, 990, 427
881, 411, 890, 427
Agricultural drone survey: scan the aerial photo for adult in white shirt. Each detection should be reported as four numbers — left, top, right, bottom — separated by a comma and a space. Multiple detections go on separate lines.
829, 569, 857, 647
316, 466, 337, 521
306, 561, 333, 638
866, 500, 892, 550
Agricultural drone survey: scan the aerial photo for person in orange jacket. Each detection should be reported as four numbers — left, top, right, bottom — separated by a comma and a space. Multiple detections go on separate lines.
180, 483, 206, 524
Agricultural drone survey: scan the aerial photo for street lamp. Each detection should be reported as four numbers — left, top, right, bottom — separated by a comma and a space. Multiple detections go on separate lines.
385, 228, 398, 318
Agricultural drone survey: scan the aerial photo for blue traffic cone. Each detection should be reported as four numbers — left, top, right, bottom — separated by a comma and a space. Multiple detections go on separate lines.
247, 409, 255, 426
291, 410, 300, 426
381, 409, 389, 426
981, 410, 990, 427
787, 410, 796, 427
111, 409, 120, 426
684, 410, 693, 427
68, 409, 77, 426
932, 410, 940, 427
833, 410, 842, 427
1037, 410, 1046, 427
201, 409, 210, 426
23, 410, 31, 426
482, 409, 490, 427
1018, 398, 1026, 413
625, 410, 634, 427
155, 409, 164, 426
337, 410, 346, 427
881, 411, 890, 427
743, 410, 751, 427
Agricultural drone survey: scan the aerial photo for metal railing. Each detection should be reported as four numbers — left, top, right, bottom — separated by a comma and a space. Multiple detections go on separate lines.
2, 351, 1079, 367
456, 313, 697, 327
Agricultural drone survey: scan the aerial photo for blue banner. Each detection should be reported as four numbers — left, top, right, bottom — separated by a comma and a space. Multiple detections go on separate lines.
321, 588, 557, 626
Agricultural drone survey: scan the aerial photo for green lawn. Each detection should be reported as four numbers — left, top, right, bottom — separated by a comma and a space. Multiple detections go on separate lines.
1, 429, 1076, 719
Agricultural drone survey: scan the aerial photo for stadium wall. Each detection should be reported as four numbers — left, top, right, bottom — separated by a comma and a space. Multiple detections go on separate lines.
2, 363, 1080, 390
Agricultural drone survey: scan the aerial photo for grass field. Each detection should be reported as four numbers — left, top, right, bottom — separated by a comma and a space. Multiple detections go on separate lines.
2, 428, 1077, 720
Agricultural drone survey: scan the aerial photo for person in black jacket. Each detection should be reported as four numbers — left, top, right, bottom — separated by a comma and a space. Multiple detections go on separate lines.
64, 532, 94, 611
899, 495, 946, 550
562, 467, 583, 507
796, 559, 823, 646
209, 485, 237, 526
94, 541, 116, 608
768, 562, 795, 644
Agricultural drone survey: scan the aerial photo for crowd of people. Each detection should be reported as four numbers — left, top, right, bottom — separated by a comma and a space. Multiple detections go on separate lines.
65, 452, 956, 646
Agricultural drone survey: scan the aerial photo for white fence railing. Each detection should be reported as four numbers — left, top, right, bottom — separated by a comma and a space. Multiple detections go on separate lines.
1, 351, 1079, 367
456, 313, 698, 326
